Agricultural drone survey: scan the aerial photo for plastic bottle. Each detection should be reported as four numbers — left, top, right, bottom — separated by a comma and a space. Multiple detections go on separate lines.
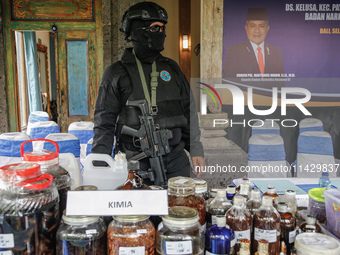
238, 239, 251, 255
298, 214, 322, 233
263, 184, 278, 203
319, 172, 331, 188
205, 215, 235, 255
208, 190, 232, 225
246, 189, 262, 216
253, 196, 281, 255
226, 196, 252, 253
227, 185, 237, 203
277, 202, 296, 255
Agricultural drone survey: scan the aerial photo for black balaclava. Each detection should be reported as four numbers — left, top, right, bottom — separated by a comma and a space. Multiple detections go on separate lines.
130, 19, 166, 63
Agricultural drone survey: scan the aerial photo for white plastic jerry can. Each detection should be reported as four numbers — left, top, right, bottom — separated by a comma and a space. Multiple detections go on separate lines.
83, 153, 128, 190
59, 152, 81, 190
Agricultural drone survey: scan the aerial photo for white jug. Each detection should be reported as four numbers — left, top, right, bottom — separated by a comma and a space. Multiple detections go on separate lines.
59, 153, 81, 190
83, 153, 128, 190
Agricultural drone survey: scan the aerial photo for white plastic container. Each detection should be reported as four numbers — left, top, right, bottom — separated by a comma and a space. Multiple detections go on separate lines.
59, 152, 81, 190
83, 153, 128, 190
294, 232, 340, 255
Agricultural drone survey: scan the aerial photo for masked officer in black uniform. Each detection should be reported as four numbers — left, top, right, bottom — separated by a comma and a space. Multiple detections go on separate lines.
92, 2, 204, 183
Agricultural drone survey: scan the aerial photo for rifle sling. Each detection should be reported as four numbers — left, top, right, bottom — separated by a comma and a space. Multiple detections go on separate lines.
133, 49, 159, 115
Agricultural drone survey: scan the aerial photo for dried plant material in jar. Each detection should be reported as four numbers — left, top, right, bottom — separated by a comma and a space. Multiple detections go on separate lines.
108, 215, 155, 255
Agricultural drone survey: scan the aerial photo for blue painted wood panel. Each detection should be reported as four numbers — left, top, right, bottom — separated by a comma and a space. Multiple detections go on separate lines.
67, 40, 89, 116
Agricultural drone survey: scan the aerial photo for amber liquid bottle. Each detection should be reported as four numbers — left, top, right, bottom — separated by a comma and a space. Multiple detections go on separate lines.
226, 196, 252, 253
252, 196, 281, 255
299, 214, 322, 233
116, 160, 151, 190
263, 184, 278, 203
277, 202, 296, 255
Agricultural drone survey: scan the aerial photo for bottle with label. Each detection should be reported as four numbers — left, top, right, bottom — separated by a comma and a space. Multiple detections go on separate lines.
298, 214, 322, 233
226, 196, 252, 253
238, 239, 251, 255
227, 185, 237, 203
156, 206, 204, 255
277, 202, 296, 255
236, 183, 250, 201
246, 189, 262, 216
208, 190, 232, 225
318, 172, 331, 188
254, 239, 269, 255
253, 196, 281, 255
263, 184, 278, 203
108, 215, 155, 255
205, 215, 235, 255
115, 160, 151, 190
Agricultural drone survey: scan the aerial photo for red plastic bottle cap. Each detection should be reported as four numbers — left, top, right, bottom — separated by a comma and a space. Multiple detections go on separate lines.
0, 163, 41, 181
22, 149, 58, 162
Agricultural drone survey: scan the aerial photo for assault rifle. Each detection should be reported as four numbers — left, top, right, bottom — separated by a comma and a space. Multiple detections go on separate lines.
121, 99, 173, 188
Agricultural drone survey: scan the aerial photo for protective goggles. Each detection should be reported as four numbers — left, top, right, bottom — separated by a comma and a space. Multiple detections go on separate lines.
140, 25, 166, 33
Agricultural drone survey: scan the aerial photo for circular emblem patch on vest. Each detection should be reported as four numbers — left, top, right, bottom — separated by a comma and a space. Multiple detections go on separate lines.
160, 70, 171, 82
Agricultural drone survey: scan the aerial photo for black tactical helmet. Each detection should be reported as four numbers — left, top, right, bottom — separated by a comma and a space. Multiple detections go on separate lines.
121, 2, 168, 38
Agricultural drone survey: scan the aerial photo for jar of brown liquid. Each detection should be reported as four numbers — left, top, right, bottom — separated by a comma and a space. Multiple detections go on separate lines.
298, 214, 322, 233
253, 196, 281, 255
246, 189, 262, 216
226, 196, 252, 253
263, 184, 278, 203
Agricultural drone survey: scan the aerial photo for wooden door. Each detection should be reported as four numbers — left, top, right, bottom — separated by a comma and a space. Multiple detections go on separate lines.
57, 31, 97, 132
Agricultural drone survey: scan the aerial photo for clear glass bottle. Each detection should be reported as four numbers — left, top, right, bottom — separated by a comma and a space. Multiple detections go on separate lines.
298, 214, 322, 233
108, 215, 155, 255
263, 184, 278, 203
254, 239, 269, 255
156, 206, 204, 255
56, 213, 107, 254
205, 215, 235, 255
284, 190, 297, 215
194, 178, 209, 200
116, 160, 151, 190
252, 196, 281, 255
208, 190, 232, 225
167, 177, 206, 226
227, 185, 237, 203
277, 202, 296, 255
246, 189, 262, 216
237, 183, 250, 200
226, 196, 252, 253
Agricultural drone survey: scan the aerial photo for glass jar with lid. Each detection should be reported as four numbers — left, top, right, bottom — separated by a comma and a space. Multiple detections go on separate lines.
0, 163, 59, 254
56, 212, 107, 254
156, 206, 204, 255
107, 215, 155, 255
194, 178, 209, 200
168, 177, 206, 226
21, 138, 71, 218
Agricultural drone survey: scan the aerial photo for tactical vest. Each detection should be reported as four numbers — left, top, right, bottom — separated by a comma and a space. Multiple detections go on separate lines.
117, 58, 187, 130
